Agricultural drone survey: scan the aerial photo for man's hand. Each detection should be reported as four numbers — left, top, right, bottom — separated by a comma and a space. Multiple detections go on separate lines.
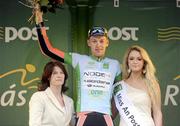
34, 3, 43, 24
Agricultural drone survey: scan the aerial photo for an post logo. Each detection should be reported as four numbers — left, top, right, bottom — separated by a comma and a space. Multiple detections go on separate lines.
157, 27, 180, 41
0, 26, 49, 43
108, 26, 139, 41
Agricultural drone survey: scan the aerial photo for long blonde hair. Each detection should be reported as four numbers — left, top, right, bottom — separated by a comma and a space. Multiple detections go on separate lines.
122, 45, 161, 108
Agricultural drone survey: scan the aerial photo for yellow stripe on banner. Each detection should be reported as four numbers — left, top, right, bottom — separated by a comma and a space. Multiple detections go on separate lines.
174, 75, 180, 80
158, 37, 180, 41
158, 34, 180, 38
158, 30, 180, 34
158, 27, 180, 31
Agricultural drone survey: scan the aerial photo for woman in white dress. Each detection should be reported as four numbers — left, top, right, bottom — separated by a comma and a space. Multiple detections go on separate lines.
114, 45, 163, 126
29, 61, 75, 126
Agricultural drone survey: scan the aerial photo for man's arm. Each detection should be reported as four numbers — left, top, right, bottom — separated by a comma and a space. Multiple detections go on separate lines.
111, 97, 119, 120
111, 62, 122, 119
35, 8, 65, 62
111, 75, 121, 119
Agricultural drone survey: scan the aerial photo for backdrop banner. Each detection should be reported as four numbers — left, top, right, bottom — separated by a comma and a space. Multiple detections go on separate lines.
0, 0, 179, 126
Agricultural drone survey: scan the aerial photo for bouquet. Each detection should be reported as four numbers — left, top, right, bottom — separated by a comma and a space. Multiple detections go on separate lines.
19, 0, 64, 23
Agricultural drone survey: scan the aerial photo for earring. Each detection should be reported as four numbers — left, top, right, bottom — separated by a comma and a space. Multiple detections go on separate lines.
128, 69, 131, 73
143, 69, 146, 74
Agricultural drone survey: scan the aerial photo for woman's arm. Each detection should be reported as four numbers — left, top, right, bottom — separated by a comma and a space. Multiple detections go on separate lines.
152, 104, 163, 126
29, 93, 44, 126
152, 84, 163, 126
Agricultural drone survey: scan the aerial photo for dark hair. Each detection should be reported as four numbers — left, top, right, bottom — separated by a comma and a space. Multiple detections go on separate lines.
38, 61, 68, 93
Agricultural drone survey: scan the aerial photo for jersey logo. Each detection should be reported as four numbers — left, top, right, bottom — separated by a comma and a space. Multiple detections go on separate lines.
103, 63, 109, 69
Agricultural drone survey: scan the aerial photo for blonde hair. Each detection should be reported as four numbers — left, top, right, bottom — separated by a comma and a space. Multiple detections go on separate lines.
122, 45, 161, 108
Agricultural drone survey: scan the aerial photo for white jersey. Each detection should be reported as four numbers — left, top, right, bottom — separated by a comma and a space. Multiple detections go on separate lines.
65, 53, 121, 115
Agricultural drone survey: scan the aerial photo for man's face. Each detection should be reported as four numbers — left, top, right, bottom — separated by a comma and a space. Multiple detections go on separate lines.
87, 36, 109, 58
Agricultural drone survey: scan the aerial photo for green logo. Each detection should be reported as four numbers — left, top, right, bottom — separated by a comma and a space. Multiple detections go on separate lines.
89, 90, 103, 97
103, 63, 109, 69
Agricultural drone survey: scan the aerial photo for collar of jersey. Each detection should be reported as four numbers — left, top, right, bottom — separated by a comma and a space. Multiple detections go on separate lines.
90, 55, 105, 62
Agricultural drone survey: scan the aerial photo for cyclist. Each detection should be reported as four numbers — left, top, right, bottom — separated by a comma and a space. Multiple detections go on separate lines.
35, 9, 121, 126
